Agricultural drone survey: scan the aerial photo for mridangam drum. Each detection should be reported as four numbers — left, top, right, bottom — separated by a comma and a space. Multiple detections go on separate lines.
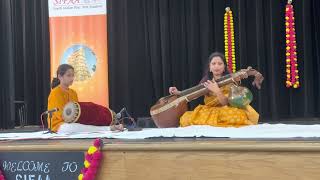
62, 101, 114, 126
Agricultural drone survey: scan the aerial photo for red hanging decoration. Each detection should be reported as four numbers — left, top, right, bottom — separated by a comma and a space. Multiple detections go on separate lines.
224, 7, 236, 73
285, 0, 300, 88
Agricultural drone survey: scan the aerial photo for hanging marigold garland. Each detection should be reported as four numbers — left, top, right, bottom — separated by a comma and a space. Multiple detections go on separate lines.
224, 7, 236, 73
78, 139, 103, 180
0, 168, 5, 180
285, 0, 299, 88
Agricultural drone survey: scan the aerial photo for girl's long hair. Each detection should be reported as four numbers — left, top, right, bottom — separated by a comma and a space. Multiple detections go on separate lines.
51, 64, 74, 89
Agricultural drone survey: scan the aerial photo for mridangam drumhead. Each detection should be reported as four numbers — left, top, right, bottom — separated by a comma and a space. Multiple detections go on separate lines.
62, 101, 81, 123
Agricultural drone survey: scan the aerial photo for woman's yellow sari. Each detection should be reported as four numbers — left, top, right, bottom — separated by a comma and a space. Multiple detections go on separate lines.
180, 84, 259, 127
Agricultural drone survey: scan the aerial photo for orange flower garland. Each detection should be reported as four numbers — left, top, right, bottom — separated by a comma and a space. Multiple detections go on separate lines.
0, 168, 5, 180
78, 139, 103, 180
224, 7, 236, 73
285, 0, 299, 88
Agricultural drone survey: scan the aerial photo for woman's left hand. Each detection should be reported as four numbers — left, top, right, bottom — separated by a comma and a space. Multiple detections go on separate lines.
204, 80, 220, 94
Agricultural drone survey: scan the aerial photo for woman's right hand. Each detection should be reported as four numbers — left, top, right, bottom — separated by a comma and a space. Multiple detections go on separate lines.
204, 80, 221, 94
169, 87, 181, 95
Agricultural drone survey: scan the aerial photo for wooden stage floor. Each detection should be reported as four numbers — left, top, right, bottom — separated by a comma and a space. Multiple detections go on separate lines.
1, 138, 320, 180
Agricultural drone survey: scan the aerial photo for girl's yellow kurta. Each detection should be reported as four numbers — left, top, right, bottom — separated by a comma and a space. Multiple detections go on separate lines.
180, 85, 259, 127
47, 86, 78, 132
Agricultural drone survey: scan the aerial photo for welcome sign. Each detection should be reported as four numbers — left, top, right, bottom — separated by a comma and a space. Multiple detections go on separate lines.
0, 152, 84, 180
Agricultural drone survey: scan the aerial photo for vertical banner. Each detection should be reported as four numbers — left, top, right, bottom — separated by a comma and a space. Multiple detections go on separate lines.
48, 0, 108, 107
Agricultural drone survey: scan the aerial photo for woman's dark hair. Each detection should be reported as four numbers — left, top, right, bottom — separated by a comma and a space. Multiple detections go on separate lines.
51, 64, 74, 89
200, 52, 230, 83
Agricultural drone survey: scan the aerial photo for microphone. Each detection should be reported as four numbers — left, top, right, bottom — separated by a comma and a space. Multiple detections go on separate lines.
115, 107, 126, 119
44, 108, 59, 114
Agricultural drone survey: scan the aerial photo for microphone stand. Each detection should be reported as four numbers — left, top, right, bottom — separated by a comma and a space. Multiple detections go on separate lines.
43, 111, 56, 134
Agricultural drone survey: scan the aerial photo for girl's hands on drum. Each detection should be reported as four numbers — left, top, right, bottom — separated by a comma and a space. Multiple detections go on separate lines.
110, 124, 124, 132
169, 87, 181, 95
